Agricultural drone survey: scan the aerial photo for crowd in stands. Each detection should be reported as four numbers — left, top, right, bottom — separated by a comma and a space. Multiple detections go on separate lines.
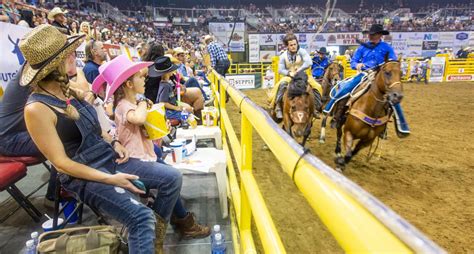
1, 0, 235, 252
2, 1, 473, 42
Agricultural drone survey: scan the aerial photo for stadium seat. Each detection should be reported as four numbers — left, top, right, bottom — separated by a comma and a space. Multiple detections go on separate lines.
0, 162, 42, 222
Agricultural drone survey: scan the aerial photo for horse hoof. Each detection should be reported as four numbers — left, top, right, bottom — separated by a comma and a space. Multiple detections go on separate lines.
334, 157, 345, 166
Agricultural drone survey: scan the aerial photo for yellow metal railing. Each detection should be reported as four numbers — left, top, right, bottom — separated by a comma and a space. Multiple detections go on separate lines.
209, 70, 446, 254
228, 63, 272, 77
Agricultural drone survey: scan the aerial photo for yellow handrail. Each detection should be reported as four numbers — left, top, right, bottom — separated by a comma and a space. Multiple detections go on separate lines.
209, 69, 446, 254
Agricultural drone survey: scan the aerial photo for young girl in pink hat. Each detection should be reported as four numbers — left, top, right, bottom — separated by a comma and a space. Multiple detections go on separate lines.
93, 54, 210, 239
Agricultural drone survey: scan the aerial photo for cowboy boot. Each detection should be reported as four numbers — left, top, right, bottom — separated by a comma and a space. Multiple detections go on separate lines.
275, 82, 288, 119
154, 214, 167, 254
171, 212, 210, 239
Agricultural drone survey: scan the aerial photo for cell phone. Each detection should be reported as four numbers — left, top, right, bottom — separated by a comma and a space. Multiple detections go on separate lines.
116, 171, 146, 192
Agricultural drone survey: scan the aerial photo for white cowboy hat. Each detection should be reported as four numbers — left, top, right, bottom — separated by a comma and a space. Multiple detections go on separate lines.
173, 47, 187, 55
48, 7, 68, 21
203, 35, 213, 44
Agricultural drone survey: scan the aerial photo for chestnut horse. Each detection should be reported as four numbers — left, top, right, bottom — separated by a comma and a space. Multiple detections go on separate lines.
318, 62, 342, 143
334, 60, 403, 170
283, 72, 314, 146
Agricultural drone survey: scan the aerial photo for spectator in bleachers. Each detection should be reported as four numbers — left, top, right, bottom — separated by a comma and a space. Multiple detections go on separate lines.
83, 39, 107, 84
150, 56, 195, 121
70, 20, 79, 35
143, 42, 166, 102
0, 0, 19, 23
173, 47, 209, 101
79, 21, 94, 41
98, 55, 211, 239
47, 7, 70, 35
457, 47, 471, 58
22, 24, 182, 254
204, 35, 230, 77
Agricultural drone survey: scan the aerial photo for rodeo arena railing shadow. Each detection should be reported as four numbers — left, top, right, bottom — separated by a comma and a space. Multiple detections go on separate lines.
208, 69, 447, 253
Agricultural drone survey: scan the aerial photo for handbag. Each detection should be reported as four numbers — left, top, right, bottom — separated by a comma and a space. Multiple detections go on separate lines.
37, 225, 121, 254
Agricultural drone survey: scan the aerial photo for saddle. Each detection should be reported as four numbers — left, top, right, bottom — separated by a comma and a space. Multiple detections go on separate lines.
345, 71, 375, 108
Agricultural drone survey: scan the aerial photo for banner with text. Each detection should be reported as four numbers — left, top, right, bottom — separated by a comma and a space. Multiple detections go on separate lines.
209, 22, 245, 52
0, 22, 30, 89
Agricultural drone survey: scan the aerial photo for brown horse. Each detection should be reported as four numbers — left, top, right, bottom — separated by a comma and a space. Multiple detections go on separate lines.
283, 72, 314, 146
318, 62, 342, 143
334, 60, 403, 170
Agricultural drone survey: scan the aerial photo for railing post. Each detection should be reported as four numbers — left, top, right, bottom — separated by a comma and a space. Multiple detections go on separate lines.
240, 113, 255, 252
219, 76, 226, 141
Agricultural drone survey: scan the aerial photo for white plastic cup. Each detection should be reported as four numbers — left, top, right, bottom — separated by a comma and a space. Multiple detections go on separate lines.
170, 141, 184, 163
173, 146, 183, 163
42, 218, 63, 232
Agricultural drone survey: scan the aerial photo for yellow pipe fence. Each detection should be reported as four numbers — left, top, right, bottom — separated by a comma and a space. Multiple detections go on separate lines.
208, 69, 446, 254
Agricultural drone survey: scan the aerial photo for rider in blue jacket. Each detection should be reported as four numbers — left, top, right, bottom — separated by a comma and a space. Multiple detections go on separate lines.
323, 24, 410, 136
311, 47, 330, 79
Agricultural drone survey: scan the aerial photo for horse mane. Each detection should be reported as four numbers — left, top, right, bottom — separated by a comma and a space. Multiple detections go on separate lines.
287, 72, 308, 98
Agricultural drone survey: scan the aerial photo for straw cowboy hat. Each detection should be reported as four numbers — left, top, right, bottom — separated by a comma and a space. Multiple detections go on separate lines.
91, 55, 152, 101
47, 7, 68, 21
148, 56, 179, 78
203, 35, 213, 44
173, 47, 187, 55
19, 24, 84, 87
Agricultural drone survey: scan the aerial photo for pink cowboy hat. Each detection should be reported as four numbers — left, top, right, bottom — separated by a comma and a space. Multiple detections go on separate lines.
91, 55, 152, 101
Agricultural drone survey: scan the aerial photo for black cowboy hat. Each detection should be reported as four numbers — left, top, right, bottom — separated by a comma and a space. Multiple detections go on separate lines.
317, 47, 329, 55
362, 24, 389, 35
148, 56, 179, 78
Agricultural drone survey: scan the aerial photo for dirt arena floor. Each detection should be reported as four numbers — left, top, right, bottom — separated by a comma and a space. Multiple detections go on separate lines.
226, 81, 474, 253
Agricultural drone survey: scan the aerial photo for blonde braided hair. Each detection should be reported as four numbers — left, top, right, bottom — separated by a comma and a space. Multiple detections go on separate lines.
36, 65, 82, 120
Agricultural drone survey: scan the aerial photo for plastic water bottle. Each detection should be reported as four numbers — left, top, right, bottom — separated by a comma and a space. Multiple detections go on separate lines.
181, 108, 189, 129
211, 224, 224, 243
211, 233, 226, 254
31, 231, 39, 247
25, 240, 35, 254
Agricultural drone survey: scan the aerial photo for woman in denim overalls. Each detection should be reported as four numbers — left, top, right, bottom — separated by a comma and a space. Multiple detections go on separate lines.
21, 25, 180, 254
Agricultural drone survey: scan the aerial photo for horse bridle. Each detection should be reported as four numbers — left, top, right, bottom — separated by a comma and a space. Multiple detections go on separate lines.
381, 61, 402, 91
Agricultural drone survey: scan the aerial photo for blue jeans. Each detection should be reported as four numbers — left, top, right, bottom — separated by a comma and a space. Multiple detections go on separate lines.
185, 77, 208, 100
166, 109, 181, 120
61, 158, 182, 254
154, 145, 187, 218
196, 71, 211, 85
0, 131, 40, 156
323, 73, 365, 114
27, 94, 183, 254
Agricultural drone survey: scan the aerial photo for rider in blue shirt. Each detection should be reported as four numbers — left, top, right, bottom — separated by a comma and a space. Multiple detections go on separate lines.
311, 47, 330, 79
323, 24, 410, 136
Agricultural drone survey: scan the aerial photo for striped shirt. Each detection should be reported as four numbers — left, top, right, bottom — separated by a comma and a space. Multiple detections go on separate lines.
207, 42, 228, 67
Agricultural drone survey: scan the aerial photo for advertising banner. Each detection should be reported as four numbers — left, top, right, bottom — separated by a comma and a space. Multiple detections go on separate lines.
0, 22, 30, 89
226, 74, 256, 89
429, 57, 446, 82
326, 33, 362, 46
208, 22, 245, 52
248, 34, 260, 63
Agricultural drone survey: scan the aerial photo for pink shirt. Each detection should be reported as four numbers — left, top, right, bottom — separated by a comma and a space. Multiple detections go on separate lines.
115, 100, 157, 162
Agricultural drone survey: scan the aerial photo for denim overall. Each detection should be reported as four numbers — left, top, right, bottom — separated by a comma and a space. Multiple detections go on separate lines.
28, 94, 182, 254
